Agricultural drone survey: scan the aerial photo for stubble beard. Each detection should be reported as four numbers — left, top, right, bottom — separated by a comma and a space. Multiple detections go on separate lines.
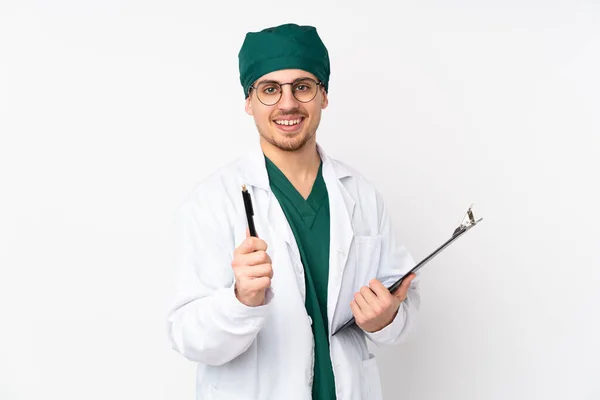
258, 121, 318, 152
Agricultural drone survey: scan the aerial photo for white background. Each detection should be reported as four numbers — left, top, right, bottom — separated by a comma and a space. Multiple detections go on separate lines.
1, 1, 599, 399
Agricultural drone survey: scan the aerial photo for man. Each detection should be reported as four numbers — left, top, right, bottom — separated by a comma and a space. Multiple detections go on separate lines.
167, 23, 420, 400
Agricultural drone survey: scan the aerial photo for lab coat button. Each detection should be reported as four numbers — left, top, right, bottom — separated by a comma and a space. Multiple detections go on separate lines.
308, 316, 313, 325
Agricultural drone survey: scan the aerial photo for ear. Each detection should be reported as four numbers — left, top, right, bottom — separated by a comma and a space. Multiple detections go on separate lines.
245, 96, 254, 116
320, 88, 329, 110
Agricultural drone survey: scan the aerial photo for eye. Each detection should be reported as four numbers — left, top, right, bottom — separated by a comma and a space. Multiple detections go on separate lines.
293, 80, 315, 92
294, 83, 309, 92
261, 85, 280, 95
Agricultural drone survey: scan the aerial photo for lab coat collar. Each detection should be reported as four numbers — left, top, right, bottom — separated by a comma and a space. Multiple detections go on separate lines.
237, 139, 356, 256
238, 140, 353, 192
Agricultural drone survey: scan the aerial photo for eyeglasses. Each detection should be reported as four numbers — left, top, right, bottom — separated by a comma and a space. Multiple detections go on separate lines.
249, 78, 324, 106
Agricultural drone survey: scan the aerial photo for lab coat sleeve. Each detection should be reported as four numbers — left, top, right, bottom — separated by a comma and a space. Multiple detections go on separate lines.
364, 191, 421, 346
166, 196, 272, 366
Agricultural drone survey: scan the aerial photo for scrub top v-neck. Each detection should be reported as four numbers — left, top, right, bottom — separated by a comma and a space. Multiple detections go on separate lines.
265, 155, 336, 400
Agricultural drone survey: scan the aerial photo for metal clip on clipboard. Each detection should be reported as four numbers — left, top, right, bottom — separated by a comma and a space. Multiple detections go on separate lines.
331, 205, 483, 336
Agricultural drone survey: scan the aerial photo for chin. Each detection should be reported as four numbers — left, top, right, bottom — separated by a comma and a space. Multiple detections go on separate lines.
266, 131, 311, 152
273, 139, 307, 152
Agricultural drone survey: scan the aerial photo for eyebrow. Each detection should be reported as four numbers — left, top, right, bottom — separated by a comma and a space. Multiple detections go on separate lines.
255, 76, 314, 86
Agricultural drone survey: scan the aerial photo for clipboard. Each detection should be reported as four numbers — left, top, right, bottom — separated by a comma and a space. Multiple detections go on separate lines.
331, 205, 483, 336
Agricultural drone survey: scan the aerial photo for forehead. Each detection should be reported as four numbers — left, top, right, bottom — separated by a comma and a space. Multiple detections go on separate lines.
256, 69, 318, 83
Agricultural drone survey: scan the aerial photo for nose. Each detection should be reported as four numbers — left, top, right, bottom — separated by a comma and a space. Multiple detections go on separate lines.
277, 84, 299, 110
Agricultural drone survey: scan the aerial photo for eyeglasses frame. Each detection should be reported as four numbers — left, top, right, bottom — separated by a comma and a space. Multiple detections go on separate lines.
249, 77, 325, 106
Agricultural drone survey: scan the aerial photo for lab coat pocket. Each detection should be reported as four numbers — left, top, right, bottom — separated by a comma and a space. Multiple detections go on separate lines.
353, 235, 382, 289
362, 353, 383, 400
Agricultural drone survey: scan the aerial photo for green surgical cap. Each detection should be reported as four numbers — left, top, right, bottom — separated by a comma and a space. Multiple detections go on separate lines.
238, 23, 330, 98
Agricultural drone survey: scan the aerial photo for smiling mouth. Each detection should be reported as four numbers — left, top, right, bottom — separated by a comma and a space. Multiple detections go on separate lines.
273, 117, 305, 126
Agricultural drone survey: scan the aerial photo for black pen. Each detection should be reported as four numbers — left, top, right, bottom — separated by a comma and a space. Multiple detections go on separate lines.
241, 184, 258, 237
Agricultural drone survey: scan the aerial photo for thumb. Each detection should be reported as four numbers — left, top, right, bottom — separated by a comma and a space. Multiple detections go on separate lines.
246, 226, 250, 238
392, 273, 415, 297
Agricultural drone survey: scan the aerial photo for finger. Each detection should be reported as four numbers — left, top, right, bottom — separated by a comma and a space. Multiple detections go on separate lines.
243, 237, 267, 253
367, 279, 396, 311
350, 300, 365, 322
368, 279, 391, 298
235, 237, 268, 256
251, 238, 268, 252
234, 239, 252, 256
244, 250, 271, 266
392, 273, 415, 298
246, 226, 250, 238
246, 276, 271, 291
359, 285, 379, 306
353, 292, 370, 314
243, 263, 273, 279
231, 250, 269, 269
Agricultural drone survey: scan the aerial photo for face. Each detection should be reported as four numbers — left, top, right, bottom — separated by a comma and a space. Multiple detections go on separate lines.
245, 69, 328, 152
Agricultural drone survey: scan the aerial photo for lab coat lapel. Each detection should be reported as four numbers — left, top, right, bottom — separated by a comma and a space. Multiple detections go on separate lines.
238, 141, 301, 259
318, 146, 355, 333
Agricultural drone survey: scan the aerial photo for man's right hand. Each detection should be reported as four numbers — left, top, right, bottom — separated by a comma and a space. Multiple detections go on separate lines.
231, 228, 273, 307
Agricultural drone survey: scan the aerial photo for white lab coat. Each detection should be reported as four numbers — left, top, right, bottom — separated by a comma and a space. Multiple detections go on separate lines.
166, 142, 420, 400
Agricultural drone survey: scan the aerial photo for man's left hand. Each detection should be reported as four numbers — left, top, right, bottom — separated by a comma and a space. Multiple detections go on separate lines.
350, 273, 416, 333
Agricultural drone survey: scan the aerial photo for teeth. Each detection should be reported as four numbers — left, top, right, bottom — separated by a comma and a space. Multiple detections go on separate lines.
275, 118, 302, 126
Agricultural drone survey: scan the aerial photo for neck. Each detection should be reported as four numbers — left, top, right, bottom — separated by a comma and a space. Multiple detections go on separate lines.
260, 137, 321, 184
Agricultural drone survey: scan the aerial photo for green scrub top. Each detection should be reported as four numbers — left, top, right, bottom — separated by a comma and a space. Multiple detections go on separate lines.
265, 155, 337, 400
